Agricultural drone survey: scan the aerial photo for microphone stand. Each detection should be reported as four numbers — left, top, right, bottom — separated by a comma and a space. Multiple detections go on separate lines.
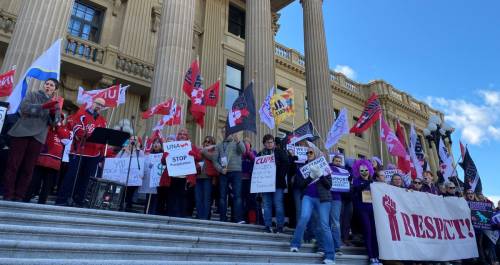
120, 115, 136, 211
68, 118, 88, 207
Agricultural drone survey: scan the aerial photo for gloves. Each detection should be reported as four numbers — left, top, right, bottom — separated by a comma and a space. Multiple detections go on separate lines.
41, 100, 58, 110
310, 165, 322, 180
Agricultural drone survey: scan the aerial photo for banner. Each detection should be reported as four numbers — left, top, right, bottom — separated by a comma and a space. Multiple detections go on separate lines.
250, 155, 276, 193
259, 86, 275, 129
102, 156, 145, 186
371, 183, 478, 261
299, 156, 332, 179
163, 141, 196, 177
468, 201, 493, 230
270, 88, 294, 126
331, 166, 350, 192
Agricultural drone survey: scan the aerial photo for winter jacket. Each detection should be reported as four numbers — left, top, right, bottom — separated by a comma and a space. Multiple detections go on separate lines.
159, 144, 201, 187
241, 142, 256, 180
8, 90, 59, 143
295, 161, 332, 202
67, 109, 107, 157
212, 138, 246, 173
36, 125, 71, 170
199, 147, 219, 179
421, 183, 440, 195
257, 147, 290, 190
352, 177, 373, 211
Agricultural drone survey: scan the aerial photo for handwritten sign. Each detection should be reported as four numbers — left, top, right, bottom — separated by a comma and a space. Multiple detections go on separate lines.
250, 155, 276, 193
138, 153, 164, 193
299, 156, 332, 179
287, 145, 308, 163
383, 169, 399, 183
102, 156, 144, 186
164, 141, 196, 177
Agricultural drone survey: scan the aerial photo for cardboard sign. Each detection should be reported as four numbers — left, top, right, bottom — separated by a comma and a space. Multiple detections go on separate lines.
102, 156, 144, 186
299, 156, 332, 179
138, 153, 164, 193
164, 141, 196, 177
250, 155, 276, 193
468, 201, 493, 230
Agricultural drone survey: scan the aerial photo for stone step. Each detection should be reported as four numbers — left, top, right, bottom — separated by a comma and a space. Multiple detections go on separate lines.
0, 240, 367, 264
0, 258, 322, 265
0, 200, 265, 233
0, 224, 315, 253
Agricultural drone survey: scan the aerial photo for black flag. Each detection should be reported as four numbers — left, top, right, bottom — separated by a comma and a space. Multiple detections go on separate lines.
459, 148, 482, 193
286, 121, 319, 144
225, 81, 256, 137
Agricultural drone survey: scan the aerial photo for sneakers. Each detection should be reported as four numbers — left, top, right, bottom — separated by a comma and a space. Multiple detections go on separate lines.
323, 259, 336, 264
264, 226, 274, 233
237, 220, 246, 224
290, 247, 299, 252
335, 250, 343, 256
316, 251, 325, 256
369, 258, 382, 265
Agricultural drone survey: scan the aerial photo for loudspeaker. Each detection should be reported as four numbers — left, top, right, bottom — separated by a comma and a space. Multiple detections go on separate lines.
83, 178, 124, 211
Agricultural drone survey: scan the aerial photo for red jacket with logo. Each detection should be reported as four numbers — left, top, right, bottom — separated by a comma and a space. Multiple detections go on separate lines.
37, 125, 71, 170
67, 109, 107, 157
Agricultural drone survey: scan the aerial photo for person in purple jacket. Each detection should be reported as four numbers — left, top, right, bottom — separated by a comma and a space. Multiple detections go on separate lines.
330, 155, 345, 256
421, 170, 439, 195
352, 159, 381, 265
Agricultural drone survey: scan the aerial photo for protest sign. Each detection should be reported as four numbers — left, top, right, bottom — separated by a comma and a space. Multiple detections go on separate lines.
299, 156, 332, 178
138, 153, 164, 193
331, 166, 350, 192
371, 183, 478, 261
287, 145, 308, 163
250, 155, 276, 193
383, 169, 399, 183
163, 141, 196, 177
468, 201, 493, 230
102, 156, 144, 186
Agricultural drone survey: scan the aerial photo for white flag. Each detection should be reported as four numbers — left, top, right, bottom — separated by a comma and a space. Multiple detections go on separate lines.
409, 124, 423, 179
118, 84, 129, 105
438, 138, 454, 179
8, 39, 61, 114
259, 86, 275, 129
325, 108, 349, 149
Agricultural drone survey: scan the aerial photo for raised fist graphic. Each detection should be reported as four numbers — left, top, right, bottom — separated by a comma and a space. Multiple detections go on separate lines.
383, 195, 401, 241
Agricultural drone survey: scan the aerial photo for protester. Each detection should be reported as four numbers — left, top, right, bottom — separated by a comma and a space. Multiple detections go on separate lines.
159, 128, 200, 217
374, 170, 386, 183
241, 136, 257, 223
2, 78, 60, 201
117, 135, 144, 212
371, 156, 383, 176
290, 145, 335, 264
24, 114, 70, 204
196, 136, 219, 220
390, 173, 404, 188
340, 160, 354, 247
55, 98, 106, 206
258, 134, 289, 233
352, 159, 381, 265
421, 170, 440, 195
330, 155, 344, 255
408, 178, 423, 192
156, 135, 175, 215
212, 127, 246, 223
442, 182, 458, 197
145, 135, 163, 215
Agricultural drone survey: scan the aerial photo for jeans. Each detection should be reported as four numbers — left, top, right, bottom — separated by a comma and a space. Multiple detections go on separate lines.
195, 178, 212, 219
341, 199, 353, 242
330, 200, 342, 251
56, 154, 100, 205
291, 195, 334, 261
262, 188, 285, 228
219, 171, 242, 222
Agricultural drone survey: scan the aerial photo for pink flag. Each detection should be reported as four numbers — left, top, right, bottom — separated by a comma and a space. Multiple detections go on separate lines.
380, 117, 408, 157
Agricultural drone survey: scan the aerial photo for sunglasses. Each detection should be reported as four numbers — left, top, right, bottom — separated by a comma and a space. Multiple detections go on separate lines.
466, 192, 474, 195
413, 182, 422, 185
307, 151, 314, 155
448, 187, 456, 189
359, 169, 368, 172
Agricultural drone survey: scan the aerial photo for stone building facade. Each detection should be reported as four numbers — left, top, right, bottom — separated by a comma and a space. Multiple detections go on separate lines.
0, 0, 445, 173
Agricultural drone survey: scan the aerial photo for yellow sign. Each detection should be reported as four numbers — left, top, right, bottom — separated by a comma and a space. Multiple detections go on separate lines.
270, 88, 294, 126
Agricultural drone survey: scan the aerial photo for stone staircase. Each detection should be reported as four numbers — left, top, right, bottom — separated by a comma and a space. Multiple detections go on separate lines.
0, 200, 368, 264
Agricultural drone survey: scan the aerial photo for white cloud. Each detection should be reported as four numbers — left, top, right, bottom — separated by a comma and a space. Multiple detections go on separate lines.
426, 90, 500, 145
334, 65, 356, 79
487, 195, 500, 205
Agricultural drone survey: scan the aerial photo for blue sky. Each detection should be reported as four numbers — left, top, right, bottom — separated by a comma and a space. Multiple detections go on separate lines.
276, 0, 500, 200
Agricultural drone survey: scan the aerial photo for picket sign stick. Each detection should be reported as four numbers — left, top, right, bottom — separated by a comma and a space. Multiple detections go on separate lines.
210, 76, 221, 138
379, 116, 384, 164
146, 194, 152, 214
448, 143, 464, 191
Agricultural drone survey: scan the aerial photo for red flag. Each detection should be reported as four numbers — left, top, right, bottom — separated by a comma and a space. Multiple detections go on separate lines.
189, 72, 205, 128
166, 104, 182, 126
0, 69, 15, 97
142, 98, 175, 119
395, 120, 408, 149
380, 117, 407, 157
459, 141, 466, 160
144, 130, 162, 154
183, 60, 200, 96
394, 120, 414, 177
204, 80, 220, 107
350, 93, 382, 134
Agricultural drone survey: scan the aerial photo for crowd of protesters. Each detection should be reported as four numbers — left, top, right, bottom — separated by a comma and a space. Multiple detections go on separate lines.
0, 80, 499, 265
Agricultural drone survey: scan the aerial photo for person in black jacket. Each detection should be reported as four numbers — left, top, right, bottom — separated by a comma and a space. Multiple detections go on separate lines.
290, 144, 335, 264
258, 134, 290, 233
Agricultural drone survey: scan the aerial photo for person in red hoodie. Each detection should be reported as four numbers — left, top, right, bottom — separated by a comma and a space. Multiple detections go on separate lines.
55, 98, 107, 206
23, 115, 70, 204
196, 135, 219, 219
158, 128, 201, 217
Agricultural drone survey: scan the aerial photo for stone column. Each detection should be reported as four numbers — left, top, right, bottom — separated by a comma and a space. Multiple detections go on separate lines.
301, 0, 334, 150
244, 0, 275, 150
0, 0, 73, 92
199, 0, 224, 141
147, 0, 195, 136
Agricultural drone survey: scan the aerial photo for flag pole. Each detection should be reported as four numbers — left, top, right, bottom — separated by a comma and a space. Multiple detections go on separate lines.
379, 113, 384, 164
309, 119, 327, 150
448, 142, 464, 192
210, 76, 221, 138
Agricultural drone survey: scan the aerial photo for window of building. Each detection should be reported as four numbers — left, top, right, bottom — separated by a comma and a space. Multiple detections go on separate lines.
357, 154, 366, 159
224, 62, 244, 110
68, 1, 103, 43
353, 117, 363, 138
304, 96, 309, 119
334, 108, 340, 119
228, 4, 245, 39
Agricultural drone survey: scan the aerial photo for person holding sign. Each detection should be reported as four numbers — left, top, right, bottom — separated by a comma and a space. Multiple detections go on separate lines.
197, 136, 219, 220
212, 127, 246, 223
116, 135, 144, 212
330, 155, 347, 255
257, 134, 289, 233
290, 146, 335, 264
352, 159, 380, 265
